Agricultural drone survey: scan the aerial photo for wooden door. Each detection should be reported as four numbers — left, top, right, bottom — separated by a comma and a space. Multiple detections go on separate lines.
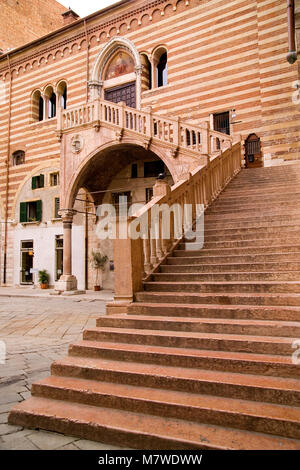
105, 82, 136, 108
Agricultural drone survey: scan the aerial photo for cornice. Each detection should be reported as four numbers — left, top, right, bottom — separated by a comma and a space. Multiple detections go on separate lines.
0, 0, 193, 79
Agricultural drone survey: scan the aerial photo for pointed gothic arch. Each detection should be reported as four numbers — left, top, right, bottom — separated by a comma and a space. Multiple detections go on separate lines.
89, 37, 143, 109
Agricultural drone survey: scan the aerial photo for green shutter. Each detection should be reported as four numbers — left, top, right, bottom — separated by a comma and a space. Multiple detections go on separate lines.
36, 200, 42, 222
40, 174, 44, 188
32, 176, 37, 190
20, 202, 27, 223
55, 198, 60, 218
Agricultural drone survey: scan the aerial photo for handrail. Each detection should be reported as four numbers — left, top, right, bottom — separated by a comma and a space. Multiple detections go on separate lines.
110, 140, 242, 305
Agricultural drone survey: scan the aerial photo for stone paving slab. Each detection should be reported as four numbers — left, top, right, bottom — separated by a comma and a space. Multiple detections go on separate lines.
0, 296, 128, 450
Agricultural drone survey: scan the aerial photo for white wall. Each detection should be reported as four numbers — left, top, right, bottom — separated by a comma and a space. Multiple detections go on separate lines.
13, 224, 85, 289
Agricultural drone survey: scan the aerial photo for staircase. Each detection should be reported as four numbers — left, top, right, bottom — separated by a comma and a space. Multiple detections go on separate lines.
9, 163, 300, 450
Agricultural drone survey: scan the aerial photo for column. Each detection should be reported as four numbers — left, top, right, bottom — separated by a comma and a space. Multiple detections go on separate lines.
55, 209, 78, 292
135, 65, 143, 110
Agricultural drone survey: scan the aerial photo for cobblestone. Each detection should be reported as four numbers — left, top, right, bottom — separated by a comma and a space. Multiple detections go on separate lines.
0, 292, 127, 450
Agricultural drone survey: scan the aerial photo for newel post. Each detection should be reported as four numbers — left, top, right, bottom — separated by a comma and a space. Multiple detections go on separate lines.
109, 216, 144, 311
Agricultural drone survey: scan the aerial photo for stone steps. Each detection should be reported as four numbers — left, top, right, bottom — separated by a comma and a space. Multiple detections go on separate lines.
143, 281, 300, 294
9, 396, 300, 450
167, 253, 300, 264
45, 356, 300, 406
128, 302, 300, 321
153, 271, 300, 282
135, 291, 300, 306
203, 225, 300, 239
81, 327, 296, 355
198, 239, 300, 249
68, 339, 298, 378
9, 165, 300, 449
96, 315, 300, 337
174, 245, 300, 256
161, 262, 300, 272
28, 376, 300, 440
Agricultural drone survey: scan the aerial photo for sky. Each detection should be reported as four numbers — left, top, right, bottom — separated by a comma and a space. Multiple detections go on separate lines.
59, 0, 120, 18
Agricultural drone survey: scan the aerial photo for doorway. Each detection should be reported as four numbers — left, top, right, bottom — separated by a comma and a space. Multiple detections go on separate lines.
20, 240, 34, 284
245, 134, 262, 168
55, 235, 63, 281
105, 82, 136, 108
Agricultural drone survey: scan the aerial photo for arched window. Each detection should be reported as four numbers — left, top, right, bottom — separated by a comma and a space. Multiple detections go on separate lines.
12, 150, 25, 166
57, 81, 67, 110
157, 52, 168, 87
153, 47, 168, 88
44, 85, 56, 119
32, 90, 44, 122
48, 90, 56, 118
140, 54, 152, 91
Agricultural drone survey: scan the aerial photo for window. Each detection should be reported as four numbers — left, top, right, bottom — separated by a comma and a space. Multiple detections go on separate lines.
146, 187, 153, 203
131, 164, 138, 179
12, 150, 25, 166
141, 54, 152, 91
55, 235, 63, 281
20, 240, 34, 284
144, 160, 165, 178
57, 81, 67, 110
32, 90, 44, 122
54, 197, 61, 219
44, 85, 56, 119
32, 175, 44, 190
48, 91, 56, 119
157, 52, 168, 87
20, 201, 42, 223
213, 112, 230, 135
112, 192, 132, 215
50, 172, 60, 186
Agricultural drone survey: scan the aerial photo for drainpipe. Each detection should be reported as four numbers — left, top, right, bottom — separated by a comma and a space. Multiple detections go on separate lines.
84, 19, 90, 102
287, 0, 297, 63
3, 54, 12, 285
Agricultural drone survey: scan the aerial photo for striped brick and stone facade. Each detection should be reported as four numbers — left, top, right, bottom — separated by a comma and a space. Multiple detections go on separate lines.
0, 0, 299, 288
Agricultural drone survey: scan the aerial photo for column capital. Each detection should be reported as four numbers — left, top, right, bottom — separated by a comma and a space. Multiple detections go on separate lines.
135, 65, 143, 75
58, 209, 76, 222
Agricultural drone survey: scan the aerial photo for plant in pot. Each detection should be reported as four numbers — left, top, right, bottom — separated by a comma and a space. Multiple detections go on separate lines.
38, 270, 50, 289
90, 251, 108, 291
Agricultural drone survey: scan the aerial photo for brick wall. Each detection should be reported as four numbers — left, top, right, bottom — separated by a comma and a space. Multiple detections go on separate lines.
0, 0, 66, 52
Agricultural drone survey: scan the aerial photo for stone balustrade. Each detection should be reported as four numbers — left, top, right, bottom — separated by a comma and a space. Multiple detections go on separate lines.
57, 98, 233, 156
109, 140, 242, 308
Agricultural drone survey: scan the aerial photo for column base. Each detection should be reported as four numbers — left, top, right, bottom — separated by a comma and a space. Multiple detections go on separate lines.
106, 298, 133, 315
55, 275, 78, 293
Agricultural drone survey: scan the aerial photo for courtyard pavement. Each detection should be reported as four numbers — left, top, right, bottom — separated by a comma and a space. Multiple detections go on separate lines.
0, 288, 129, 450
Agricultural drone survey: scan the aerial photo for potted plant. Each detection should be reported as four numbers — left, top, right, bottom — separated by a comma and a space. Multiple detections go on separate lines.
90, 251, 108, 291
38, 269, 49, 289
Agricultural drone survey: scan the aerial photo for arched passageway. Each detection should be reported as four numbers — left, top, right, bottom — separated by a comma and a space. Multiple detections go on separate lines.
58, 143, 174, 291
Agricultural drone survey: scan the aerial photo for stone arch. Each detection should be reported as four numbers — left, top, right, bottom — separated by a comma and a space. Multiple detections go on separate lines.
64, 140, 177, 210
90, 37, 142, 108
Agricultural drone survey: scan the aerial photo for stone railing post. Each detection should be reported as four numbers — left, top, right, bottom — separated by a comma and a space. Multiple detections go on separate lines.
145, 106, 153, 137
111, 216, 144, 306
118, 101, 126, 129
202, 121, 211, 161
173, 116, 181, 147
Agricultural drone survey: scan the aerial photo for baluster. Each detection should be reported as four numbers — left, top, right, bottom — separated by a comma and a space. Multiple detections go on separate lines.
143, 237, 152, 275
155, 217, 164, 261
150, 236, 158, 265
